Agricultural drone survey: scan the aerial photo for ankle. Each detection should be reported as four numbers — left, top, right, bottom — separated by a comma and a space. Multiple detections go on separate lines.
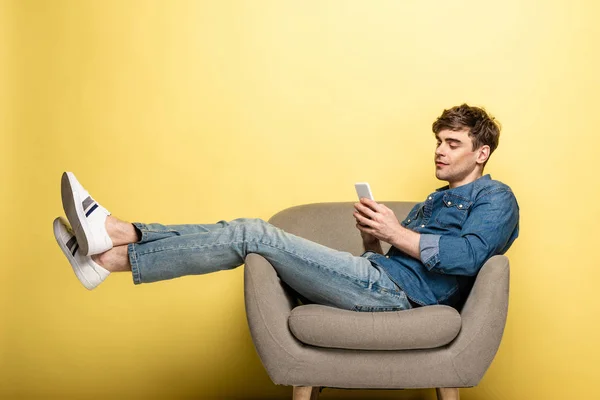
105, 216, 138, 246
92, 246, 131, 273
91, 252, 111, 272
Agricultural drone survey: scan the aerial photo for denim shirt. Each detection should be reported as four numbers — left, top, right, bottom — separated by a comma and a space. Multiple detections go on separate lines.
361, 174, 519, 308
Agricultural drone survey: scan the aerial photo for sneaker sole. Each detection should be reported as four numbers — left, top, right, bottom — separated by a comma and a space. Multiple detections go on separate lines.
61, 171, 94, 256
53, 217, 95, 290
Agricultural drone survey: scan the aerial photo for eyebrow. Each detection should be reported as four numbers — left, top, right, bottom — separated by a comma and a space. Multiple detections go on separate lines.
435, 136, 463, 144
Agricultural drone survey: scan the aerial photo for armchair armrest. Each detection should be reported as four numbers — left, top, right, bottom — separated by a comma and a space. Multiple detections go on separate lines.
243, 253, 306, 383
447, 255, 510, 385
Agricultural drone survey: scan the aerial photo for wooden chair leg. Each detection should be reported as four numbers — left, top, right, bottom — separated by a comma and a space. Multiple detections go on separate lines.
436, 387, 459, 400
293, 386, 320, 400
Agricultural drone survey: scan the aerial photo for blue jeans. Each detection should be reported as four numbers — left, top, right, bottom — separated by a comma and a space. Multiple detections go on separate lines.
127, 218, 412, 312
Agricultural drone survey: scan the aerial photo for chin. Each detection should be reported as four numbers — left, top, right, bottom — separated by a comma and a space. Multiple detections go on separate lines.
435, 171, 448, 181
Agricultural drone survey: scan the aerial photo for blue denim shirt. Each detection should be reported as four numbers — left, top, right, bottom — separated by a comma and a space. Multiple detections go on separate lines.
361, 174, 519, 308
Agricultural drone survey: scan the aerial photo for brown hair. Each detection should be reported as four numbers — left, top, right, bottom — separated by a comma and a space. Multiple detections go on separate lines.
432, 104, 501, 166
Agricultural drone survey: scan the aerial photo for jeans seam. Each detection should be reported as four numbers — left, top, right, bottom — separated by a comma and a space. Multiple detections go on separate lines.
128, 242, 142, 285
271, 240, 365, 287
257, 240, 406, 302
133, 238, 376, 292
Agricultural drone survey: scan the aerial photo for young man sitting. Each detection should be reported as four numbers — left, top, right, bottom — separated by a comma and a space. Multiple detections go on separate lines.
53, 103, 519, 311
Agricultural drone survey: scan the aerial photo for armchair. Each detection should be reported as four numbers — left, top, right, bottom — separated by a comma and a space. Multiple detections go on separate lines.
244, 202, 510, 400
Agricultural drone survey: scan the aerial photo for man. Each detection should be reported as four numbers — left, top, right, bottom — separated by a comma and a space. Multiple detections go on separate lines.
53, 104, 519, 311
356, 104, 519, 309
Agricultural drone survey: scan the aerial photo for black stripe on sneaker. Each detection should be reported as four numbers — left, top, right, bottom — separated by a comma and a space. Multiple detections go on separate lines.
85, 203, 98, 217
66, 236, 77, 251
71, 243, 79, 256
82, 196, 94, 210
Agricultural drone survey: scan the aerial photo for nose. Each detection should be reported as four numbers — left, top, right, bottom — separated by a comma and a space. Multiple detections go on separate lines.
435, 145, 445, 157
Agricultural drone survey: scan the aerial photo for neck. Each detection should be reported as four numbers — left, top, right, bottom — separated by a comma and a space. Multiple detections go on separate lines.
448, 170, 484, 189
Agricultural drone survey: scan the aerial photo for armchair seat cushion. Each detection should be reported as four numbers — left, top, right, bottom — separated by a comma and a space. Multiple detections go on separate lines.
288, 304, 462, 350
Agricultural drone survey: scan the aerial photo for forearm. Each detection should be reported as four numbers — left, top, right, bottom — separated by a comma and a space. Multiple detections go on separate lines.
390, 226, 421, 260
363, 240, 384, 255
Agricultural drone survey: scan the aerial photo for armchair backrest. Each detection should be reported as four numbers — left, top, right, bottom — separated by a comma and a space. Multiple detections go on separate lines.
268, 201, 415, 256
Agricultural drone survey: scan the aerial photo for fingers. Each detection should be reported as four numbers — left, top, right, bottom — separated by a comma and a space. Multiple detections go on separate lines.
354, 210, 374, 228
355, 199, 377, 218
353, 210, 367, 224
360, 197, 378, 207
362, 198, 384, 214
355, 219, 370, 231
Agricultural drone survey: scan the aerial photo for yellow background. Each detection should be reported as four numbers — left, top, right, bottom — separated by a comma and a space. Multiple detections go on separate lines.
2, 1, 599, 399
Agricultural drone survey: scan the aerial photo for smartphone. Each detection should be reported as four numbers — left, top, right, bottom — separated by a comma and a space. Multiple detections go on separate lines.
355, 182, 375, 201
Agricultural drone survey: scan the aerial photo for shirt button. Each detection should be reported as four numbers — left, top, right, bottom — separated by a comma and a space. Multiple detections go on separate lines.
386, 255, 390, 258
421, 224, 425, 228
407, 219, 411, 222
448, 201, 452, 205
428, 196, 432, 200
459, 204, 463, 208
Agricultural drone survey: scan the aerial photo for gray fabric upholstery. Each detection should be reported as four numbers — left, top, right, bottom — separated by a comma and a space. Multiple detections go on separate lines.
289, 304, 461, 350
244, 201, 510, 389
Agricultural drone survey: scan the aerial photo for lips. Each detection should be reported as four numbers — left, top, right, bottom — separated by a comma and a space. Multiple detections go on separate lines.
436, 161, 448, 166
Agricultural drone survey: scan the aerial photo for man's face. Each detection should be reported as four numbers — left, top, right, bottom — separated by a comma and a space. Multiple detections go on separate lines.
434, 129, 484, 188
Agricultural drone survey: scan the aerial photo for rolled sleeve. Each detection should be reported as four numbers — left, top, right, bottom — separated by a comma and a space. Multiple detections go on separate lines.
419, 234, 441, 269
430, 189, 519, 276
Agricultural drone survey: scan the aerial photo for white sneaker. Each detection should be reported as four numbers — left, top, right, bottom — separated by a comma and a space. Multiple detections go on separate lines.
53, 217, 110, 290
61, 171, 113, 256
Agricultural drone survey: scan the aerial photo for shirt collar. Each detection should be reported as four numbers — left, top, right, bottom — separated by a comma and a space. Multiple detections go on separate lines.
435, 174, 491, 192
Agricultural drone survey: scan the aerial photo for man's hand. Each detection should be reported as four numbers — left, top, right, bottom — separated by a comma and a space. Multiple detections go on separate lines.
353, 198, 402, 245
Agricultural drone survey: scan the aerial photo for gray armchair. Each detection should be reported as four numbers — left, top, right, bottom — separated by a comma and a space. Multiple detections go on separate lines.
244, 202, 510, 400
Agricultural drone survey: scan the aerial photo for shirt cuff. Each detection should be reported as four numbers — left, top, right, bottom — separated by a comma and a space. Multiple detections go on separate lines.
419, 234, 441, 270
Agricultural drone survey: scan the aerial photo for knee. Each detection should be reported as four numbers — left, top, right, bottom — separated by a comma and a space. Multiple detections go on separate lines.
237, 218, 274, 241
232, 217, 270, 228
243, 217, 268, 225
232, 217, 263, 224
248, 218, 277, 233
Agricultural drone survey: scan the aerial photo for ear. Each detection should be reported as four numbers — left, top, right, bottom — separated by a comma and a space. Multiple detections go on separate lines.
476, 145, 490, 165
